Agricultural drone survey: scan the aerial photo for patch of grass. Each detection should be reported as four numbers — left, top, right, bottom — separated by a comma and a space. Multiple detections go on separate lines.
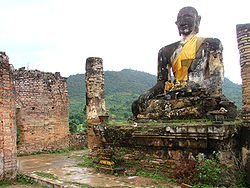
18, 147, 87, 157
34, 171, 59, 180
108, 119, 242, 128
68, 150, 89, 160
0, 172, 37, 187
77, 153, 98, 169
193, 185, 244, 188
136, 169, 176, 183
64, 181, 89, 187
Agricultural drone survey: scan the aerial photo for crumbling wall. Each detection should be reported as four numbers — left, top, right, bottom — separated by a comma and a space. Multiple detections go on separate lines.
14, 69, 69, 154
0, 52, 17, 180
68, 133, 87, 149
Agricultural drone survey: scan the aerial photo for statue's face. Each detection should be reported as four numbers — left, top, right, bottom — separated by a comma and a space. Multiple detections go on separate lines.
175, 7, 200, 36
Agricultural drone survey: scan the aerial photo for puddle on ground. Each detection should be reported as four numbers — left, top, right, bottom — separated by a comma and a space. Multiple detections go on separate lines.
18, 150, 179, 188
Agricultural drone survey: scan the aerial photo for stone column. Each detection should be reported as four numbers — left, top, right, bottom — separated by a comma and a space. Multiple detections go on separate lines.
85, 57, 106, 149
236, 24, 250, 184
0, 52, 17, 180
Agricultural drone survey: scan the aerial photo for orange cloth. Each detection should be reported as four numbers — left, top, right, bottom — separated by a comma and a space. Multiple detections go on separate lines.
172, 35, 197, 82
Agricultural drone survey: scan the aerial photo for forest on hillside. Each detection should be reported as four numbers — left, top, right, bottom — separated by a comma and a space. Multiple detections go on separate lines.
67, 69, 242, 133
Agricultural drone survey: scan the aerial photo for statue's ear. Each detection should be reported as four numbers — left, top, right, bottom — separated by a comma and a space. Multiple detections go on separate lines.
175, 21, 181, 36
194, 15, 201, 34
197, 15, 201, 25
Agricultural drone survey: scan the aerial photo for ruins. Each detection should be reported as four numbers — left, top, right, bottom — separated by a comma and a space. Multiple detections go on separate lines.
14, 69, 69, 154
90, 8, 249, 186
0, 6, 249, 186
0, 54, 85, 180
0, 52, 17, 180
236, 24, 250, 170
85, 57, 106, 149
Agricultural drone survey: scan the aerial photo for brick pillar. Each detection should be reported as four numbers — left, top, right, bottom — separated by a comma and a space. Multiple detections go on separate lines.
237, 24, 250, 124
0, 52, 17, 180
85, 57, 106, 149
236, 24, 250, 185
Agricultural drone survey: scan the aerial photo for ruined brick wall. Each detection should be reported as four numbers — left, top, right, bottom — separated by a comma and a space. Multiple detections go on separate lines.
14, 69, 69, 154
0, 52, 17, 180
85, 57, 106, 149
68, 133, 87, 149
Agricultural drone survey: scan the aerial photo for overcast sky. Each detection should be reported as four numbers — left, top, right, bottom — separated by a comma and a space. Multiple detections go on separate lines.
0, 0, 249, 84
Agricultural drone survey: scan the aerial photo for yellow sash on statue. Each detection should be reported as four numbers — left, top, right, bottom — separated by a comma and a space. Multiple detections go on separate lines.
172, 35, 197, 82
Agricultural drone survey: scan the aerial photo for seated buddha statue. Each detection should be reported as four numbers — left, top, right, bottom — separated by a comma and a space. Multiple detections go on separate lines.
132, 6, 236, 121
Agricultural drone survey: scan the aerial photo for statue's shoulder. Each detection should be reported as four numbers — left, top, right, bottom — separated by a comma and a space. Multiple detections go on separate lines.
161, 41, 180, 51
159, 41, 180, 57
202, 37, 223, 51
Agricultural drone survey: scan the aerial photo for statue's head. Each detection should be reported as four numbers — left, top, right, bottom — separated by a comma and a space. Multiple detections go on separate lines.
175, 6, 201, 36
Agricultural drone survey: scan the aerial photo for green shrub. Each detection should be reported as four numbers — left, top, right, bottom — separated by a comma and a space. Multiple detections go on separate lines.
171, 153, 244, 187
197, 158, 223, 185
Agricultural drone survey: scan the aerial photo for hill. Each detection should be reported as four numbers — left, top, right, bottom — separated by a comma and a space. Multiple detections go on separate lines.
67, 69, 242, 131
222, 78, 242, 108
67, 69, 156, 123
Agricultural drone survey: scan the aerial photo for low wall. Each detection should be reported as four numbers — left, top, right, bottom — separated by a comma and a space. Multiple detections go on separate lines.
17, 135, 70, 155
17, 133, 87, 155
68, 133, 87, 149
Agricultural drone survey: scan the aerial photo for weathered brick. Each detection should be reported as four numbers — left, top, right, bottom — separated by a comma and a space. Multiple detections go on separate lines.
0, 52, 17, 180
237, 24, 250, 122
14, 69, 70, 154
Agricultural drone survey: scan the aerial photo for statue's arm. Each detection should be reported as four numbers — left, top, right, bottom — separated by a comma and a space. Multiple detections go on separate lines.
137, 47, 169, 100
131, 44, 175, 116
145, 47, 170, 96
203, 38, 224, 79
145, 46, 172, 95
131, 49, 167, 116
158, 42, 179, 83
190, 38, 224, 93
157, 47, 169, 83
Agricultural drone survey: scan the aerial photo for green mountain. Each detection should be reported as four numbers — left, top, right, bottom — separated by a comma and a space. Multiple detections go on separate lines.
222, 78, 242, 108
67, 69, 242, 130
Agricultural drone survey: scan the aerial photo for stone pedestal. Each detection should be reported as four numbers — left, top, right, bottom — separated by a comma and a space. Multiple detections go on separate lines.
85, 57, 106, 149
0, 52, 17, 180
136, 88, 237, 122
94, 121, 240, 170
